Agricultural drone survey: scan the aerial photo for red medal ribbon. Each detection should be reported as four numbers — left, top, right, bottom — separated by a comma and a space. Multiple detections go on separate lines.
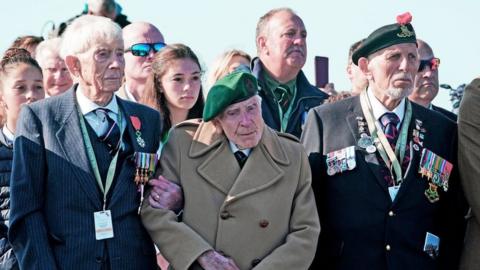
130, 116, 141, 131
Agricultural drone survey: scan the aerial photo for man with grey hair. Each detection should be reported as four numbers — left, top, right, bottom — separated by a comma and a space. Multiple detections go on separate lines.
118, 22, 165, 102
346, 39, 368, 95
36, 38, 74, 97
142, 71, 319, 270
408, 39, 457, 121
302, 13, 465, 269
252, 7, 328, 139
9, 15, 160, 269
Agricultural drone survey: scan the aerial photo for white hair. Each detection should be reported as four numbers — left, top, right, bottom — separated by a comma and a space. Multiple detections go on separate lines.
60, 15, 123, 59
35, 38, 63, 67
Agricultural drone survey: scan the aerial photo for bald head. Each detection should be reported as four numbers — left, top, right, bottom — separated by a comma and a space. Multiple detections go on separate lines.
417, 39, 434, 59
123, 22, 164, 100
123, 22, 164, 49
409, 39, 439, 107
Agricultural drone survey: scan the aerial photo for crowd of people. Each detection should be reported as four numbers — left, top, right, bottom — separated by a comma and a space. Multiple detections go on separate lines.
0, 0, 479, 270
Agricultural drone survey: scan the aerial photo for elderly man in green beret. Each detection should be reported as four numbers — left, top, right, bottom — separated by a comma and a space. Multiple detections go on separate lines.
141, 71, 320, 270
302, 12, 466, 270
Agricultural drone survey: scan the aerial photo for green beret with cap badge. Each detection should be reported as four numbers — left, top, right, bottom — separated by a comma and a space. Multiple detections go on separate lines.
352, 12, 417, 65
203, 71, 259, 122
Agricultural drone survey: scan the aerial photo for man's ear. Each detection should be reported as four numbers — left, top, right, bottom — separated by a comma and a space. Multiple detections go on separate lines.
64, 55, 80, 77
358, 57, 372, 80
257, 36, 267, 55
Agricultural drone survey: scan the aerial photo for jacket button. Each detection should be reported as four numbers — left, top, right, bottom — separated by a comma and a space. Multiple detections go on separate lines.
386, 244, 391, 251
259, 220, 269, 228
388, 211, 395, 217
251, 258, 261, 267
95, 256, 103, 263
220, 211, 231, 220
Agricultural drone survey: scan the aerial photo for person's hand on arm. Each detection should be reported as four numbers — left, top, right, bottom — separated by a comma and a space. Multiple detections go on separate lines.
197, 250, 240, 270
148, 175, 183, 213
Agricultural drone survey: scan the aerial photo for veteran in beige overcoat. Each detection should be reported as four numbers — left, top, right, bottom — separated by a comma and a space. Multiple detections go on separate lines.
458, 78, 480, 270
141, 71, 319, 270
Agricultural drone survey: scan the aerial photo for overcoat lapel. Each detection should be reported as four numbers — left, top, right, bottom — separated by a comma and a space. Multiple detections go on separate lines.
55, 88, 102, 209
227, 127, 287, 204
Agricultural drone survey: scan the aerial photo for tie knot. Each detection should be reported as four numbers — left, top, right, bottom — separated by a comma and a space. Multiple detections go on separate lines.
380, 112, 400, 127
234, 150, 248, 168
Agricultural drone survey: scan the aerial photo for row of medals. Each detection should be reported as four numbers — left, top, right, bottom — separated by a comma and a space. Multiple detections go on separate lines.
357, 117, 377, 154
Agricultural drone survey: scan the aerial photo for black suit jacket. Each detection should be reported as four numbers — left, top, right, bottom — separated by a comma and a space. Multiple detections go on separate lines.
432, 104, 457, 122
301, 95, 466, 270
8, 87, 160, 269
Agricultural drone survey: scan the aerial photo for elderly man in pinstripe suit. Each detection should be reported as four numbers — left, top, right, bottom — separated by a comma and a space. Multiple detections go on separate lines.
8, 15, 161, 269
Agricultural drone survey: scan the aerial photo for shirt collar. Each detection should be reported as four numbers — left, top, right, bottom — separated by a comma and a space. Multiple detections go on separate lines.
124, 84, 137, 102
2, 126, 14, 144
76, 85, 119, 116
228, 140, 251, 157
367, 88, 405, 124
263, 71, 296, 95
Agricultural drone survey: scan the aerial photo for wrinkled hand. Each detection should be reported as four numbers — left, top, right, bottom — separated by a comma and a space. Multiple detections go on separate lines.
148, 175, 183, 213
197, 250, 240, 270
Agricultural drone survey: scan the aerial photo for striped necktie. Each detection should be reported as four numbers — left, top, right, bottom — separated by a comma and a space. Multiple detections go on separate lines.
95, 108, 121, 154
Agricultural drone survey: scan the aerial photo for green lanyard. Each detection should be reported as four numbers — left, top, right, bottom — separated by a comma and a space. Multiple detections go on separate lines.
360, 91, 412, 186
77, 104, 124, 210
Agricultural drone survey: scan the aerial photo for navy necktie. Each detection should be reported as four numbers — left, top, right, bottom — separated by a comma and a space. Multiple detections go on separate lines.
95, 108, 121, 154
380, 112, 400, 149
234, 151, 248, 168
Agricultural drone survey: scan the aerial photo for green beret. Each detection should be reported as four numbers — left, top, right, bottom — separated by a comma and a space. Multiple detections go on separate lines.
203, 71, 258, 122
352, 12, 417, 65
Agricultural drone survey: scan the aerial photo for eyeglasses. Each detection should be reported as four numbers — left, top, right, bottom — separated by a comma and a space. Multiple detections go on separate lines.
418, 57, 440, 72
125, 42, 166, 57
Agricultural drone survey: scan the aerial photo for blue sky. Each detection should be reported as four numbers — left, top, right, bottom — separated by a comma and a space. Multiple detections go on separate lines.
2, 0, 478, 110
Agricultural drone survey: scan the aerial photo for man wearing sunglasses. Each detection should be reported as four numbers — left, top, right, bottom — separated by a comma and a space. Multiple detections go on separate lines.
118, 22, 165, 102
408, 39, 457, 121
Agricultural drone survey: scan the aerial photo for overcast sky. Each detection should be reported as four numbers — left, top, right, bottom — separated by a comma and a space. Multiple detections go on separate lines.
2, 0, 478, 110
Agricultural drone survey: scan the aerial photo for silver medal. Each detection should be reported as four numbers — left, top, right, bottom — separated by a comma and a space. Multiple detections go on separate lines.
327, 166, 336, 176
358, 136, 373, 149
347, 159, 356, 170
366, 145, 377, 153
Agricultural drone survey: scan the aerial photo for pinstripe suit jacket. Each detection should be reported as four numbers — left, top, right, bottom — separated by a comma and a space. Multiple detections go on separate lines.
8, 87, 161, 269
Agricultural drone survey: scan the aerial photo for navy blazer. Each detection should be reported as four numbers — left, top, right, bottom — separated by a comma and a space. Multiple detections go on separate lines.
301, 95, 466, 270
8, 87, 160, 269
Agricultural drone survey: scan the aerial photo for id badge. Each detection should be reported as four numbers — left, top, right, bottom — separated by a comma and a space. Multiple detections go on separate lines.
388, 186, 400, 201
423, 232, 440, 258
94, 210, 114, 240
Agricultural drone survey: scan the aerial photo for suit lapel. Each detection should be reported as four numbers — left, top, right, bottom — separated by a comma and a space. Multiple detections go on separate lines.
55, 88, 102, 209
346, 98, 389, 194
392, 105, 423, 205
109, 99, 140, 206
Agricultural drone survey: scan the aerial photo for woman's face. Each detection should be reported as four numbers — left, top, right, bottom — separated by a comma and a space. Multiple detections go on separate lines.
1, 63, 45, 128
160, 58, 201, 112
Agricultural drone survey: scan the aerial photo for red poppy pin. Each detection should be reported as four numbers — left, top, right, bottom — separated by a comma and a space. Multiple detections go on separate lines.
396, 12, 412, 25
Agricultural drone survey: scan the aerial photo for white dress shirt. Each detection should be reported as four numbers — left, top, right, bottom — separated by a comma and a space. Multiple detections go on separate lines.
228, 141, 251, 157
367, 88, 405, 129
76, 86, 125, 136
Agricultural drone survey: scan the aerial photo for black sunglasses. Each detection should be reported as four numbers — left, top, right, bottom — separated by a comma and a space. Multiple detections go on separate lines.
418, 57, 440, 72
125, 42, 166, 57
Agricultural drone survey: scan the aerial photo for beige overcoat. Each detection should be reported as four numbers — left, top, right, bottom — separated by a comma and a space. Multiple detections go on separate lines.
141, 120, 320, 270
459, 78, 480, 270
